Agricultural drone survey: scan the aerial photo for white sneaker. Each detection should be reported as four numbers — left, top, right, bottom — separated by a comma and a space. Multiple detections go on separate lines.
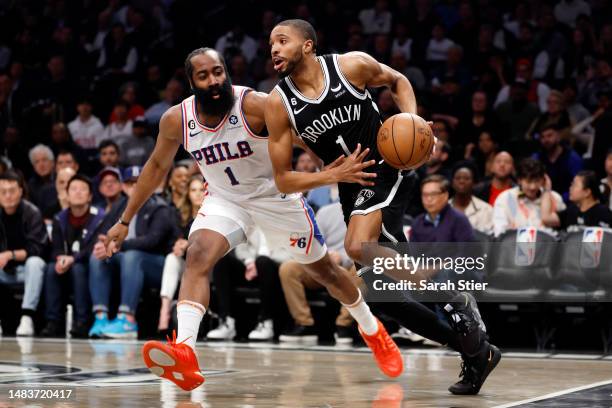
16, 316, 34, 337
248, 319, 273, 341
391, 327, 425, 343
206, 317, 236, 340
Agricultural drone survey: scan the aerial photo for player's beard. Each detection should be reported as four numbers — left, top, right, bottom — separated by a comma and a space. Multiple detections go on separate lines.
278, 52, 303, 79
192, 79, 234, 117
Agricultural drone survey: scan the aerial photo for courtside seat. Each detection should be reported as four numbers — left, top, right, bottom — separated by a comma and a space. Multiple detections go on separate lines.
545, 229, 612, 303
480, 228, 557, 302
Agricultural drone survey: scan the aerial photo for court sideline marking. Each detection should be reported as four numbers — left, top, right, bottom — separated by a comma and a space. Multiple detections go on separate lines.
492, 378, 612, 407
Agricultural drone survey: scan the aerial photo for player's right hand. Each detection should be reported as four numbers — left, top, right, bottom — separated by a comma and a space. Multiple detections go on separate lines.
103, 222, 129, 258
329, 143, 377, 186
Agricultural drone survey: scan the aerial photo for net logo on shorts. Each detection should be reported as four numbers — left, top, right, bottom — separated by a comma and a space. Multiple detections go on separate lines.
289, 232, 308, 249
354, 189, 375, 207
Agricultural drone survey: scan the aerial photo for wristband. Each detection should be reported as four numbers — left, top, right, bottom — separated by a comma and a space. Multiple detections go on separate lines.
118, 217, 130, 226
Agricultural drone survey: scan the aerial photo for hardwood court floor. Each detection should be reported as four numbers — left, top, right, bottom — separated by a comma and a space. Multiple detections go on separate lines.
0, 337, 611, 407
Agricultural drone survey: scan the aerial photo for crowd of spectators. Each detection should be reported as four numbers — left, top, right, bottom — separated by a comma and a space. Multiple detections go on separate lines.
1, 0, 612, 341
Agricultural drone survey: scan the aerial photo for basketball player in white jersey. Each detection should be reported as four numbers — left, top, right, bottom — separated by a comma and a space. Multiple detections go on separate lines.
103, 48, 403, 391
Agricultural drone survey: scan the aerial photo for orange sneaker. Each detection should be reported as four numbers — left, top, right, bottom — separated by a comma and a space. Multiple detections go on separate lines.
359, 319, 404, 378
142, 331, 205, 391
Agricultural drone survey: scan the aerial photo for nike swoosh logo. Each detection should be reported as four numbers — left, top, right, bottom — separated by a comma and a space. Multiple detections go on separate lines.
488, 350, 493, 362
331, 83, 341, 92
293, 105, 307, 115
189, 130, 202, 137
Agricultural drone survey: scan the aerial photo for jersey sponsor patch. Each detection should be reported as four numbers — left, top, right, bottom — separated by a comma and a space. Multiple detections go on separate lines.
355, 189, 375, 207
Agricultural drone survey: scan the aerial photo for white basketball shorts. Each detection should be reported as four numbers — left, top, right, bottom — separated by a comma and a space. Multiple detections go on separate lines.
189, 193, 327, 264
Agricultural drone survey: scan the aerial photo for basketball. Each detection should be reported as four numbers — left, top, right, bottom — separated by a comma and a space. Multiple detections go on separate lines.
377, 113, 435, 170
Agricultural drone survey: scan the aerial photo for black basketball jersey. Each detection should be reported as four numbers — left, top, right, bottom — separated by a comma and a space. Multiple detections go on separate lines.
274, 54, 383, 165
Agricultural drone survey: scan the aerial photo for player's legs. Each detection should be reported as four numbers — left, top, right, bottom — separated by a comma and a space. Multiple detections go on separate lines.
143, 196, 251, 391
251, 194, 403, 377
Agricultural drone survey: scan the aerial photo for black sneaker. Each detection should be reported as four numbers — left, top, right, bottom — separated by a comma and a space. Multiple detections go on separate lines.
443, 292, 486, 335
279, 325, 318, 343
449, 344, 501, 395
70, 320, 90, 339
40, 321, 64, 338
335, 325, 354, 345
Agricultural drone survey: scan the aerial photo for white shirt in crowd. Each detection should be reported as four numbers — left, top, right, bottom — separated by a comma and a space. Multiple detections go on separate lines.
103, 120, 133, 144
450, 196, 494, 235
426, 38, 455, 62
391, 38, 412, 61
215, 32, 258, 63
68, 115, 105, 149
359, 8, 392, 35
493, 186, 566, 237
494, 82, 551, 112
554, 0, 591, 28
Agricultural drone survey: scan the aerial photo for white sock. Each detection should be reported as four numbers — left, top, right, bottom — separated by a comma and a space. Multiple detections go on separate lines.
342, 289, 378, 335
177, 301, 205, 351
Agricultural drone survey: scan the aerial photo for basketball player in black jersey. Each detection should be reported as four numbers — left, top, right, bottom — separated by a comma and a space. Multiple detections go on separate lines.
265, 19, 500, 395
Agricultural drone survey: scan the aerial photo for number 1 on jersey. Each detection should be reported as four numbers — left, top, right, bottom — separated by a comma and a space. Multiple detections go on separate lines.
335, 135, 351, 156
224, 166, 240, 186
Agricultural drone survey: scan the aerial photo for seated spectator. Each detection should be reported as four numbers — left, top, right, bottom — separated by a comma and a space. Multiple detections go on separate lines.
411, 175, 475, 242
215, 24, 258, 63
119, 117, 154, 167
158, 176, 206, 332
527, 90, 573, 142
27, 144, 56, 212
96, 167, 124, 212
109, 82, 145, 123
474, 151, 515, 205
377, 88, 399, 121
49, 122, 86, 165
0, 171, 47, 336
41, 175, 105, 338
450, 164, 494, 234
494, 59, 551, 112
144, 79, 184, 128
456, 91, 500, 151
279, 201, 354, 344
532, 124, 583, 199
207, 227, 288, 342
97, 23, 138, 76
420, 139, 452, 180
493, 158, 566, 237
88, 166, 178, 338
495, 80, 541, 156
601, 148, 612, 209
426, 24, 455, 66
56, 150, 80, 173
43, 167, 76, 220
571, 89, 610, 160
1, 126, 29, 176
98, 140, 121, 169
465, 131, 498, 178
67, 97, 104, 150
165, 164, 189, 210
358, 0, 392, 35
257, 59, 279, 94
542, 170, 612, 229
563, 81, 590, 124
103, 101, 133, 143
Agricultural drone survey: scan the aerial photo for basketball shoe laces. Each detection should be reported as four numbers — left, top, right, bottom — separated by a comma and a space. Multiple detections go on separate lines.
457, 356, 477, 385
368, 328, 396, 355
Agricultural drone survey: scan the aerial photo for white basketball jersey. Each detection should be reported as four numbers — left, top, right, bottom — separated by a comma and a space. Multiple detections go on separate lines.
180, 86, 278, 202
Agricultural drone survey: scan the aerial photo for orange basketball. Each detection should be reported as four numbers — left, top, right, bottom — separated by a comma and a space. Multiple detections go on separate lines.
377, 113, 435, 170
